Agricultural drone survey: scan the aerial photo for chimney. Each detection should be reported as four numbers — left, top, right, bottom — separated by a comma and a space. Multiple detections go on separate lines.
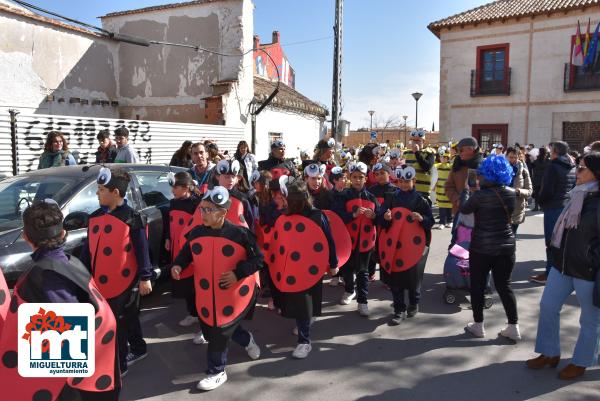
272, 31, 280, 44
253, 35, 260, 49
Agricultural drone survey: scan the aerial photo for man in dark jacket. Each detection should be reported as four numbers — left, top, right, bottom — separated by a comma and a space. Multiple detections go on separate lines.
258, 140, 298, 179
95, 129, 118, 163
532, 141, 576, 284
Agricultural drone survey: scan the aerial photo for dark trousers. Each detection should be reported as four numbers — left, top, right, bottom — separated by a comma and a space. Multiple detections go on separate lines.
342, 251, 371, 304
511, 223, 519, 235
296, 319, 311, 344
470, 251, 518, 324
206, 325, 250, 374
439, 208, 453, 225
391, 286, 419, 314
543, 207, 563, 275
185, 291, 198, 317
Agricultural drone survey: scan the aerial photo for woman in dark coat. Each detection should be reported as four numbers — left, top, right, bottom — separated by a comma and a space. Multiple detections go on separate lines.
532, 147, 550, 211
460, 155, 519, 340
169, 140, 193, 168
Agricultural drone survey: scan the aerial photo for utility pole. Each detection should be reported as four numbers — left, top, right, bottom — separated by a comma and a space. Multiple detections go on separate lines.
331, 0, 343, 142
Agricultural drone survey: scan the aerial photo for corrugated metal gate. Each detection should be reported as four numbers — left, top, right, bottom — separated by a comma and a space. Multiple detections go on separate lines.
0, 110, 245, 176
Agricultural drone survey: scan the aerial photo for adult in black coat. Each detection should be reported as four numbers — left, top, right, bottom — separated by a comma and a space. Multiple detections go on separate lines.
531, 147, 550, 211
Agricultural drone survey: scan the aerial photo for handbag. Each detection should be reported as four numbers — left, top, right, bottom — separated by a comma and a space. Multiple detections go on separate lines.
593, 202, 600, 308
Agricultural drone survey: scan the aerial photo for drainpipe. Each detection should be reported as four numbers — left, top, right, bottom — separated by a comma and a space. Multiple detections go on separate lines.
9, 109, 19, 176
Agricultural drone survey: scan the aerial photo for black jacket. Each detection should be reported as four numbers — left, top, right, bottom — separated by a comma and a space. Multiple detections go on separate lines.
310, 188, 334, 211
531, 158, 550, 193
551, 193, 600, 281
258, 155, 298, 177
538, 156, 576, 209
95, 145, 118, 164
460, 183, 516, 256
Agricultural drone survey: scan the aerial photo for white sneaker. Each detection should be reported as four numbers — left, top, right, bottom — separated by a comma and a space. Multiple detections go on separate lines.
357, 303, 369, 317
193, 331, 208, 345
340, 291, 356, 305
465, 322, 485, 338
445, 223, 453, 228
179, 315, 198, 327
197, 371, 227, 391
245, 333, 261, 360
499, 324, 521, 341
434, 224, 445, 230
292, 343, 312, 359
329, 277, 340, 287
292, 317, 316, 335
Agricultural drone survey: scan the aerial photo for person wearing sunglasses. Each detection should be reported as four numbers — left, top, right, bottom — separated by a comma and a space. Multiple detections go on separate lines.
527, 151, 600, 380
402, 130, 436, 201
171, 187, 263, 391
258, 139, 298, 180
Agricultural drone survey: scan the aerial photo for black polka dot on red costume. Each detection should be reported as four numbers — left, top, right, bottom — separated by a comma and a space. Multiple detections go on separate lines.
270, 254, 275, 263
95, 317, 102, 330
125, 243, 132, 252
264, 226, 271, 234
263, 243, 270, 251
191, 243, 202, 255
199, 279, 210, 290
313, 243, 324, 252
32, 389, 52, 401
284, 222, 292, 231
101, 330, 115, 345
92, 225, 100, 234
279, 246, 285, 255
385, 262, 391, 271
413, 236, 422, 245
395, 259, 404, 267
95, 375, 112, 391
0, 290, 5, 305
351, 223, 358, 231
381, 251, 386, 260
362, 240, 369, 249
122, 268, 131, 278
103, 247, 112, 256
104, 225, 112, 234
386, 238, 393, 247
2, 350, 17, 368
9, 297, 18, 313
274, 231, 279, 240
222, 245, 235, 257
71, 377, 83, 385
276, 272, 282, 282
396, 241, 402, 249
222, 306, 234, 316
99, 275, 108, 284
364, 225, 371, 233
239, 285, 250, 296
286, 276, 296, 285
407, 215, 414, 223
201, 308, 210, 318
296, 223, 305, 233
291, 252, 300, 261
308, 265, 319, 275
179, 218, 184, 225
394, 211, 402, 220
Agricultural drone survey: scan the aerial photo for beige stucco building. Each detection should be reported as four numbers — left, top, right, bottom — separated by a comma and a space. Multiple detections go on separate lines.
429, 0, 600, 151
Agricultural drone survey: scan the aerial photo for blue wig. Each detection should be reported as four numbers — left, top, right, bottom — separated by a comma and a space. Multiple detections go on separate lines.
477, 154, 514, 186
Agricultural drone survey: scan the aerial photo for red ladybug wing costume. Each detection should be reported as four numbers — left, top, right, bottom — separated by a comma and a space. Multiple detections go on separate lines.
168, 196, 200, 263
0, 257, 117, 400
88, 208, 142, 300
345, 198, 377, 252
322, 210, 352, 267
378, 207, 426, 274
178, 206, 203, 280
226, 192, 249, 229
0, 268, 8, 334
175, 221, 263, 330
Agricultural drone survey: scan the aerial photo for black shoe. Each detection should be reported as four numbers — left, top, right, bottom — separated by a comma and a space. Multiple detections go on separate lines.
407, 304, 419, 318
389, 312, 406, 326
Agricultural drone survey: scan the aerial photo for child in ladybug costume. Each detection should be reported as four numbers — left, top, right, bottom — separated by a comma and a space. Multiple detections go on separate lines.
333, 162, 383, 317
304, 163, 334, 210
215, 159, 255, 231
164, 172, 208, 344
379, 165, 433, 325
367, 162, 398, 282
0, 200, 119, 401
266, 178, 338, 359
328, 165, 348, 287
80, 167, 153, 376
171, 186, 263, 391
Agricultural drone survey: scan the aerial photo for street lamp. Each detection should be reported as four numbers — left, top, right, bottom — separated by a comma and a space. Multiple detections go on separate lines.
402, 115, 408, 146
411, 92, 422, 130
368, 110, 375, 130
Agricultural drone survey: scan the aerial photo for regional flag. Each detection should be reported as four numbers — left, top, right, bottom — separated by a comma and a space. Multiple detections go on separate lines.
584, 21, 600, 67
572, 21, 585, 66
584, 19, 591, 58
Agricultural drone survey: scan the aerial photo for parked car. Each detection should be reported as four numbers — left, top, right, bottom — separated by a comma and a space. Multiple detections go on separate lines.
0, 164, 185, 286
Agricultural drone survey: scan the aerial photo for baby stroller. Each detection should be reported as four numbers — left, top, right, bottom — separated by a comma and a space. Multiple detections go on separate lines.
442, 213, 493, 308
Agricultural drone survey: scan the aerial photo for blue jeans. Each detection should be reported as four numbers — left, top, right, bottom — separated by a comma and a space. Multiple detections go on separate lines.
206, 325, 251, 374
296, 319, 311, 344
391, 286, 418, 314
543, 207, 563, 275
535, 268, 600, 367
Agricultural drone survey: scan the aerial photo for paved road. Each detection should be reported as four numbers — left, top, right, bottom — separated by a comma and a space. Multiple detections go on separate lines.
122, 211, 599, 401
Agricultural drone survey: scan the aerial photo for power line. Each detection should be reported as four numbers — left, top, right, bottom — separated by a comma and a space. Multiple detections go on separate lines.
282, 36, 333, 47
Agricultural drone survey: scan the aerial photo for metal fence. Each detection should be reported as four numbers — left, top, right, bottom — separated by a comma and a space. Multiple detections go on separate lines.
0, 110, 245, 176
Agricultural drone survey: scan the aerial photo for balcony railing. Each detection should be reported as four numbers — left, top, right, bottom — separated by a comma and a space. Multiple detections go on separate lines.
470, 68, 511, 96
564, 63, 600, 92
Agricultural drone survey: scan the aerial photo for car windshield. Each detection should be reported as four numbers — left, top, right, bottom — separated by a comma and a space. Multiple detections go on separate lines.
0, 175, 77, 232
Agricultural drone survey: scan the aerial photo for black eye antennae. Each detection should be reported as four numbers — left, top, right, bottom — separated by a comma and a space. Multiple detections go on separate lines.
82, 163, 106, 172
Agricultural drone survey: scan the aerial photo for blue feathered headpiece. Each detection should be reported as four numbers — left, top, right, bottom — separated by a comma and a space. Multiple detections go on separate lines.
477, 154, 514, 186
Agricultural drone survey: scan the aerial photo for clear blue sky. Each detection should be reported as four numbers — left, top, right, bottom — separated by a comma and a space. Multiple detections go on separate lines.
13, 0, 487, 131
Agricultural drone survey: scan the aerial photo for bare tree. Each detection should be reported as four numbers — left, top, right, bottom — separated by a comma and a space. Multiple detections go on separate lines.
372, 114, 401, 144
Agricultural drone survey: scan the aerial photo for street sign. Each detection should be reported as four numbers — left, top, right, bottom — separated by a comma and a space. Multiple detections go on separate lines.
370, 131, 377, 140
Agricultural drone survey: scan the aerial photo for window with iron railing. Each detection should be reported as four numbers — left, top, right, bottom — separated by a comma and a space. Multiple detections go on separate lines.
471, 44, 511, 96
564, 63, 600, 91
